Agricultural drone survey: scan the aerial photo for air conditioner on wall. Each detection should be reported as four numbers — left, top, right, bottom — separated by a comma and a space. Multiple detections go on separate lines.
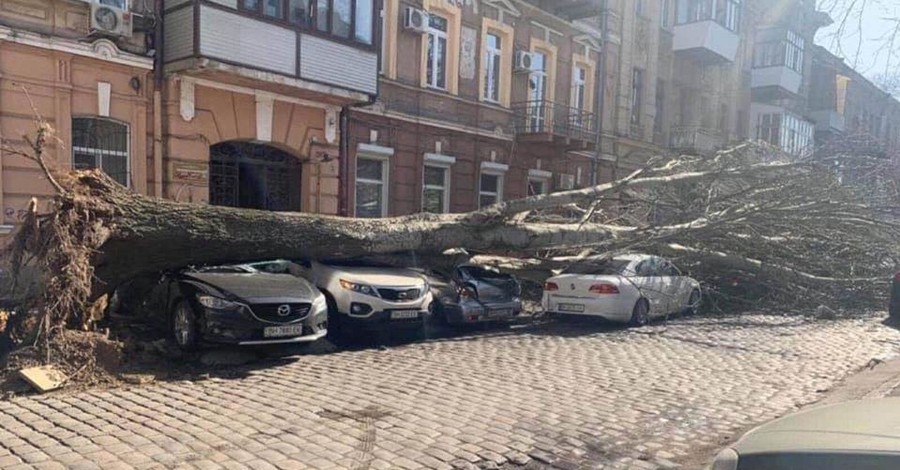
404, 7, 429, 33
514, 51, 536, 73
90, 0, 133, 38
557, 174, 575, 190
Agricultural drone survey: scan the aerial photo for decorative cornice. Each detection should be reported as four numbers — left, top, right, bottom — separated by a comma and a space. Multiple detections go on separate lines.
0, 27, 153, 69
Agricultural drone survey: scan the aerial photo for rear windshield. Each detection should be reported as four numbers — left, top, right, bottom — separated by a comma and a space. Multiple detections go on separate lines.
562, 260, 629, 275
459, 266, 510, 279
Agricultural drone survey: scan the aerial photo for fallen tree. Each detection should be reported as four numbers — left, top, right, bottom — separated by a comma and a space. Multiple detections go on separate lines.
3, 121, 899, 343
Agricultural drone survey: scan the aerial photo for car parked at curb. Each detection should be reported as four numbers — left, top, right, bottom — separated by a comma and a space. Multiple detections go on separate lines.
137, 262, 329, 350
425, 265, 522, 325
710, 398, 900, 470
306, 260, 433, 334
542, 254, 701, 325
890, 270, 899, 319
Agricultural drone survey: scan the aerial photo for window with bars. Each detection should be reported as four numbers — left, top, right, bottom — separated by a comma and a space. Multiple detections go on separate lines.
72, 117, 129, 187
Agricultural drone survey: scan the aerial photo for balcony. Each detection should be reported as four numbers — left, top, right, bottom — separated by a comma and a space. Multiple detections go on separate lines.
809, 110, 845, 133
162, 1, 377, 104
752, 66, 802, 96
673, 20, 740, 63
512, 101, 598, 144
670, 126, 724, 155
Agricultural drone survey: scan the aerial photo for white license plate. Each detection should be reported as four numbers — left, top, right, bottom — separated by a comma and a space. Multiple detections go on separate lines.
263, 325, 305, 338
489, 308, 514, 317
558, 303, 585, 313
390, 310, 420, 320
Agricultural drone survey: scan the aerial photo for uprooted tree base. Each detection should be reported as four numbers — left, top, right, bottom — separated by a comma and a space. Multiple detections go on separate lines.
2, 138, 899, 376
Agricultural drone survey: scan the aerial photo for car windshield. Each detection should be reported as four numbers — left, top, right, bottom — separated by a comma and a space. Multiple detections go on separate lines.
562, 260, 629, 275
459, 266, 509, 279
192, 264, 257, 274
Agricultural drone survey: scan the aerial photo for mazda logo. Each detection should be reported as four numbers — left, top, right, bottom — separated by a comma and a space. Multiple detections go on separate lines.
398, 292, 408, 300
277, 304, 291, 316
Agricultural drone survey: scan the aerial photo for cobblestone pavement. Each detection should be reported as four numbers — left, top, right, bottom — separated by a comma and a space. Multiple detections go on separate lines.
1, 314, 899, 470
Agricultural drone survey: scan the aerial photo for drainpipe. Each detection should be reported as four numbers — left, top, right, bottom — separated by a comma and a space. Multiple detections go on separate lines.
152, 0, 165, 198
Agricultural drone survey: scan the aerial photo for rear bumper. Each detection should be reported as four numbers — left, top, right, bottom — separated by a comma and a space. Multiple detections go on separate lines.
542, 294, 633, 322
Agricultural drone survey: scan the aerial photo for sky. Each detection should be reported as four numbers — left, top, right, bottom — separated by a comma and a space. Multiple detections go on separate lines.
815, 0, 900, 93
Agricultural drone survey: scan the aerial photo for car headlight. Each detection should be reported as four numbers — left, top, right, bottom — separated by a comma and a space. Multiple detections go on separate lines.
339, 279, 379, 297
710, 448, 738, 470
197, 294, 240, 310
311, 294, 328, 312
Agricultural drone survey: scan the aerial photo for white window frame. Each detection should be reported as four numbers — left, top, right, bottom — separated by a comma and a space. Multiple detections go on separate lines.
355, 144, 393, 218
785, 30, 804, 73
71, 116, 130, 188
483, 32, 502, 103
528, 50, 549, 132
423, 153, 456, 213
99, 0, 128, 9
426, 14, 449, 90
479, 161, 508, 208
572, 65, 587, 120
527, 169, 552, 196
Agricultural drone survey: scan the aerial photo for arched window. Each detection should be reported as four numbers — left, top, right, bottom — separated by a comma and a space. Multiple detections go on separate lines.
72, 117, 129, 187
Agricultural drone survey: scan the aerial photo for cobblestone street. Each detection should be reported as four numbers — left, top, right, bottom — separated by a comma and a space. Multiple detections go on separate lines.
0, 314, 898, 470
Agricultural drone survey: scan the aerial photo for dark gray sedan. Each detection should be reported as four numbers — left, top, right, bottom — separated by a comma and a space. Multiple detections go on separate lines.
426, 265, 522, 325
710, 398, 900, 469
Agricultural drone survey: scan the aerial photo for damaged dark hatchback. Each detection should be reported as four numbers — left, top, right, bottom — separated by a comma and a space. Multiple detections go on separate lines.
427, 265, 523, 325
129, 263, 329, 350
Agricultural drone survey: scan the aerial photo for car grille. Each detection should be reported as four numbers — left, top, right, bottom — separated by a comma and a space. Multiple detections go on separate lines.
249, 303, 311, 324
377, 288, 422, 302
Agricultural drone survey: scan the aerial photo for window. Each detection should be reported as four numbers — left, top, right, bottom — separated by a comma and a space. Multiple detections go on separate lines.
99, 0, 127, 8
72, 117, 129, 187
785, 30, 804, 73
355, 157, 388, 217
479, 173, 503, 207
354, 0, 373, 43
426, 14, 449, 89
756, 111, 813, 156
722, 0, 740, 31
288, 0, 311, 25
423, 165, 450, 213
483, 33, 502, 103
631, 68, 644, 126
573, 65, 587, 114
654, 79, 665, 133
527, 178, 548, 196
243, 0, 373, 45
528, 51, 549, 131
264, 0, 283, 18
660, 0, 670, 28
752, 41, 783, 68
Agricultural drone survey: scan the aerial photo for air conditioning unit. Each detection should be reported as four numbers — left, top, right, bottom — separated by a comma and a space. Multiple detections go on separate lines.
514, 51, 536, 73
404, 7, 429, 33
90, 1, 133, 38
557, 174, 575, 190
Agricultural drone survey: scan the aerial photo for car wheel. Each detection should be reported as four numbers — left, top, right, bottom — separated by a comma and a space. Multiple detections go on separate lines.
322, 292, 343, 338
685, 289, 701, 316
629, 299, 650, 327
171, 300, 199, 351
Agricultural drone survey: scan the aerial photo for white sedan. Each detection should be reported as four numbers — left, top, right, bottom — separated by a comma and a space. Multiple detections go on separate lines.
542, 254, 701, 325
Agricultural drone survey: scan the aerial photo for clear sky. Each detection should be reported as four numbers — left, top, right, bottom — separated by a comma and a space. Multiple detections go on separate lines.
815, 0, 899, 91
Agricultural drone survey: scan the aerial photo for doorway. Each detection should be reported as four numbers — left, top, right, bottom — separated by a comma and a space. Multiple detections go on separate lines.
209, 141, 302, 212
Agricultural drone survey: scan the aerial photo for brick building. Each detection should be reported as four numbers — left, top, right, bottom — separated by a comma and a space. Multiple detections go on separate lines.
0, 0, 379, 236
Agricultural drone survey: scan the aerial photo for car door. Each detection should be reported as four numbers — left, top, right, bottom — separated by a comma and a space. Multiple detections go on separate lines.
659, 259, 684, 314
633, 258, 665, 315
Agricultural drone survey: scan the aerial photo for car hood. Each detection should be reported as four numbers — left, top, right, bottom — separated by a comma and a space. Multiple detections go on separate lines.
733, 398, 900, 455
183, 272, 319, 302
327, 266, 426, 286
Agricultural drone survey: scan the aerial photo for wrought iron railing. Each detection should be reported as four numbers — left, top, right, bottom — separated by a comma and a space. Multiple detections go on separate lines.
511, 100, 598, 142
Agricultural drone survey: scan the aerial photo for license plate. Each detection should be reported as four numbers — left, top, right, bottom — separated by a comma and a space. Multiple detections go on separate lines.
558, 303, 585, 313
489, 308, 514, 317
390, 310, 419, 320
263, 325, 305, 338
